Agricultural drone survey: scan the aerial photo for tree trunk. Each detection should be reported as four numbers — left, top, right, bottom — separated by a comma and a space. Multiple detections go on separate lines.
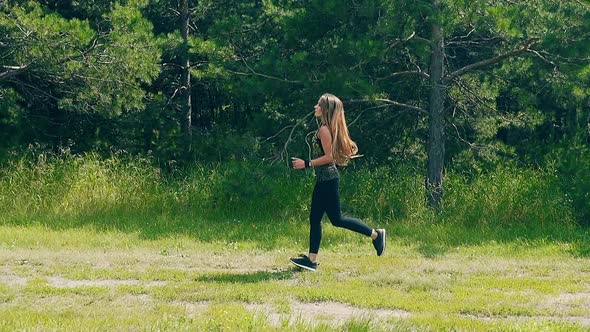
426, 0, 446, 209
180, 0, 192, 157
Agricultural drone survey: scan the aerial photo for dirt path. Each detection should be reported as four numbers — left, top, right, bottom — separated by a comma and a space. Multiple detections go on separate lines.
2, 247, 590, 328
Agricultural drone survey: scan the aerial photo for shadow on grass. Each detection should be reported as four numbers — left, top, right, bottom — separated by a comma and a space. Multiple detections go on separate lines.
196, 268, 299, 284
5, 205, 590, 258
394, 221, 590, 258
416, 243, 448, 259
8, 206, 308, 250
570, 240, 590, 258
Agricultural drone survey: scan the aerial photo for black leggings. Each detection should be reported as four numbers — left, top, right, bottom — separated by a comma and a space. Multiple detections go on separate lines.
309, 178, 373, 254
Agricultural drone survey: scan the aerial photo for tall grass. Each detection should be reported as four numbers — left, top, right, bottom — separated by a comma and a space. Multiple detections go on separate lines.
0, 150, 310, 243
433, 165, 580, 250
0, 149, 584, 248
443, 165, 573, 227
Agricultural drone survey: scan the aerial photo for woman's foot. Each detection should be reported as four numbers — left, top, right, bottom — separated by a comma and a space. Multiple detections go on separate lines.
372, 229, 386, 256
290, 254, 318, 271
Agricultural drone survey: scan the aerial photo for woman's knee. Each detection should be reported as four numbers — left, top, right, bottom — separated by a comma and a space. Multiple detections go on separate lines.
328, 216, 344, 227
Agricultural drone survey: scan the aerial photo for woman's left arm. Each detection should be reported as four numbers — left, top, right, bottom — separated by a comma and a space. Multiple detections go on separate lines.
291, 127, 334, 169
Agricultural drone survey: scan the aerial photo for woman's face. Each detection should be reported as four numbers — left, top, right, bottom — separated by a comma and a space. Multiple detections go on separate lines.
314, 98, 322, 118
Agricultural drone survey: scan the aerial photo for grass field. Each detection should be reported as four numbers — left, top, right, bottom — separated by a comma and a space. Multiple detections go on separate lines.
1, 221, 589, 331
1, 153, 589, 330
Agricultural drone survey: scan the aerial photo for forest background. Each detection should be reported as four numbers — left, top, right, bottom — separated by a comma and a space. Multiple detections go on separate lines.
1, 0, 590, 226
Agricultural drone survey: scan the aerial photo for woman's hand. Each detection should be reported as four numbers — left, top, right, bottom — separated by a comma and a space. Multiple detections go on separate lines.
291, 157, 305, 170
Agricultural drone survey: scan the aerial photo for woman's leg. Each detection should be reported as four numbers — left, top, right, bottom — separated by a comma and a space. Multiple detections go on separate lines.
309, 181, 325, 256
323, 178, 373, 237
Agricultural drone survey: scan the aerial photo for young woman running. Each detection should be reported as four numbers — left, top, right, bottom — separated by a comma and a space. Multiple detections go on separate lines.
290, 93, 386, 271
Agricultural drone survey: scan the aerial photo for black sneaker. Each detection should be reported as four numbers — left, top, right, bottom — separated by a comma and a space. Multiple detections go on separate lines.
372, 229, 386, 256
290, 254, 317, 271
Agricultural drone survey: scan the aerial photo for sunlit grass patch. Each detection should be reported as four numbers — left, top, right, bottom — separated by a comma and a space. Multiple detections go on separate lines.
198, 303, 269, 331
0, 284, 15, 303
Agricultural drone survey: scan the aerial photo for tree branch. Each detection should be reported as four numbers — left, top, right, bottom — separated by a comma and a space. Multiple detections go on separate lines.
443, 38, 539, 83
527, 49, 557, 67
227, 68, 303, 84
446, 36, 504, 46
262, 111, 315, 166
537, 50, 590, 64
386, 31, 416, 51
231, 58, 302, 84
347, 98, 428, 114
7, 78, 60, 104
347, 104, 390, 127
0, 35, 100, 82
374, 98, 428, 114
376, 70, 430, 82
0, 64, 30, 80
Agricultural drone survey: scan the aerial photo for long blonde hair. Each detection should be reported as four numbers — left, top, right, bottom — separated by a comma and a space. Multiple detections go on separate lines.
318, 93, 360, 166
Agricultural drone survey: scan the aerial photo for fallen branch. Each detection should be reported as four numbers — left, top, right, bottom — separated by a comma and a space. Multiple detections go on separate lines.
263, 110, 315, 166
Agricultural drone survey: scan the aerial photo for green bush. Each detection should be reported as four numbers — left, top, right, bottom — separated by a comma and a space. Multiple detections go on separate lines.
442, 164, 576, 232
544, 140, 590, 227
179, 160, 311, 220
339, 165, 427, 224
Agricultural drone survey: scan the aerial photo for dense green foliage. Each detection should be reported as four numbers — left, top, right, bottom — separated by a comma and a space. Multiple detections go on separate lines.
1, 1, 589, 219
